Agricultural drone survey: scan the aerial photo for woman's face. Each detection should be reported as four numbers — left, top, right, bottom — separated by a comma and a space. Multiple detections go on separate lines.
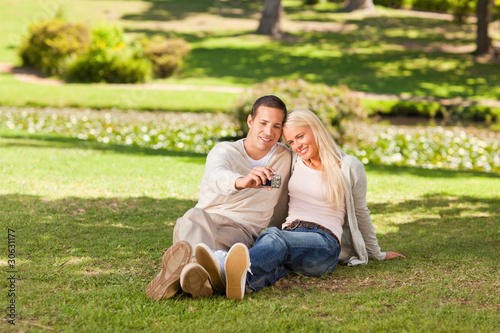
283, 125, 319, 161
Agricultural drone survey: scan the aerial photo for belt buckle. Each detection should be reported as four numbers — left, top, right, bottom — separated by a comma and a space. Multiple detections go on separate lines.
289, 219, 301, 230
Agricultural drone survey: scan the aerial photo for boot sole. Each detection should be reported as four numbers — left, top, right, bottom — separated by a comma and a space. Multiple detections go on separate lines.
195, 244, 226, 292
146, 241, 191, 300
225, 243, 249, 300
180, 263, 213, 297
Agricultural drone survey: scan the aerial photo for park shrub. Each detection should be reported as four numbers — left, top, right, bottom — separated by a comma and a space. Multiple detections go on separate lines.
231, 79, 367, 144
407, 0, 476, 22
66, 24, 151, 83
140, 35, 191, 78
364, 99, 499, 124
66, 49, 152, 83
374, 0, 404, 8
18, 19, 91, 76
374, 0, 477, 22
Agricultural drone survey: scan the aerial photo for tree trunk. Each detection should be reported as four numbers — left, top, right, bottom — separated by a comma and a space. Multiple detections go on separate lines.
257, 0, 282, 37
475, 0, 492, 55
344, 0, 375, 12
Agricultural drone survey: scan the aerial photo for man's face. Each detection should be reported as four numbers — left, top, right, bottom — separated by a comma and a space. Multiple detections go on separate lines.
245, 106, 285, 159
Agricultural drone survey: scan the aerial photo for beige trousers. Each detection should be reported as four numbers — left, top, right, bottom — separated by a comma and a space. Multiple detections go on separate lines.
173, 208, 256, 252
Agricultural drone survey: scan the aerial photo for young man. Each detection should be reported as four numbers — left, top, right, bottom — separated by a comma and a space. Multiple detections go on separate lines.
146, 95, 291, 300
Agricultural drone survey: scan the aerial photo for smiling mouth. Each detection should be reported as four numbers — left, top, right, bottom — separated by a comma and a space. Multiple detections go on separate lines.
260, 137, 273, 143
298, 147, 308, 155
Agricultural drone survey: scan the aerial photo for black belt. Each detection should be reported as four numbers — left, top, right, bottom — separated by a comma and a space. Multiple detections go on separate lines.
283, 220, 340, 246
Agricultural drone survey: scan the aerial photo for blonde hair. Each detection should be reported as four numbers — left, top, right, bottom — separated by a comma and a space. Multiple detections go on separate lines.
284, 108, 346, 209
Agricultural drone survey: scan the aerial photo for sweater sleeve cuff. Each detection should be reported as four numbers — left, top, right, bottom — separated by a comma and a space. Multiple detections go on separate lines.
369, 251, 386, 261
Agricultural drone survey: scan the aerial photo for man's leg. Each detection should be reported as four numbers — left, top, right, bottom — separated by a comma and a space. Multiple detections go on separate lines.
173, 208, 219, 250
213, 216, 256, 251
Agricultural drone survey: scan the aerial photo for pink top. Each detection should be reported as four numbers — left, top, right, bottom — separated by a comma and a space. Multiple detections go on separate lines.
283, 157, 345, 243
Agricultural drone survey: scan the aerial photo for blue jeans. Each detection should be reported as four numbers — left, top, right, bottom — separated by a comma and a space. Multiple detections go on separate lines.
246, 227, 340, 292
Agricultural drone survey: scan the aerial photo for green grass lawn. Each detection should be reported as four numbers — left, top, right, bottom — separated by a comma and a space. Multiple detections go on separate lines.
1, 129, 498, 332
0, 0, 499, 112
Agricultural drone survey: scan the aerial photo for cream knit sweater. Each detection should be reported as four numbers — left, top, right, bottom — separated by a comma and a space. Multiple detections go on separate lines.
195, 139, 292, 239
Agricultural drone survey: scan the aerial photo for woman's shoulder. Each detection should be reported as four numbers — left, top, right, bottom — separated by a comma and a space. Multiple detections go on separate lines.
341, 152, 364, 169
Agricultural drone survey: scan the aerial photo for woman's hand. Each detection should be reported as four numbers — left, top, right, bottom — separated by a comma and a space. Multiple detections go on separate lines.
385, 251, 405, 260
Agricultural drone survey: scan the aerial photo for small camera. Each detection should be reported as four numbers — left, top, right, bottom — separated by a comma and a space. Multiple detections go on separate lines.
261, 175, 281, 188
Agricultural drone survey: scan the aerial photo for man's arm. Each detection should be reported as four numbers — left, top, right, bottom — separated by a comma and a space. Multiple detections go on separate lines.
234, 166, 276, 190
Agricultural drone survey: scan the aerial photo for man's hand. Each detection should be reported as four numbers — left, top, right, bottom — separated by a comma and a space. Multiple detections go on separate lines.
235, 166, 276, 190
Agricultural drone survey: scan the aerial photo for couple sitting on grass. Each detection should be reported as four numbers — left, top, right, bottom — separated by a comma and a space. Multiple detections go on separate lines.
146, 95, 405, 301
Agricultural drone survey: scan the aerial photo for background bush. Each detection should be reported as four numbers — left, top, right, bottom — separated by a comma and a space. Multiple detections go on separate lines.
18, 19, 91, 76
66, 24, 151, 83
232, 79, 367, 144
19, 20, 190, 83
140, 35, 191, 79
373, 0, 477, 22
374, 0, 404, 8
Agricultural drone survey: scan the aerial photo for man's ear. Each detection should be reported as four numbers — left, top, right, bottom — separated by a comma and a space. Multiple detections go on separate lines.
247, 114, 253, 129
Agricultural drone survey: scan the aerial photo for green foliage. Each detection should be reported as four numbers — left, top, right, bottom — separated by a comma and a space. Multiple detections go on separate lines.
18, 21, 193, 83
303, 0, 320, 5
140, 35, 191, 79
18, 19, 91, 76
362, 99, 500, 124
404, 0, 476, 22
374, 0, 404, 8
66, 24, 151, 83
232, 79, 367, 143
91, 23, 125, 49
66, 49, 152, 83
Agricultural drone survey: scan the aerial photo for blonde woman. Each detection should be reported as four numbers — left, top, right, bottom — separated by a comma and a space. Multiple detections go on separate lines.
196, 108, 404, 299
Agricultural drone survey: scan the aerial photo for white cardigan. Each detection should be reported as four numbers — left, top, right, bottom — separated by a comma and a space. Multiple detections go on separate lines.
291, 152, 386, 266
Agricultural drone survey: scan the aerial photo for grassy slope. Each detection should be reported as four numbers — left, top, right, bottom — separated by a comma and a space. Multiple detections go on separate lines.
0, 0, 499, 112
0, 129, 498, 332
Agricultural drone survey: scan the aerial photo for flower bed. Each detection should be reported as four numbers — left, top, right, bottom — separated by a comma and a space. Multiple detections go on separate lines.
1, 107, 498, 173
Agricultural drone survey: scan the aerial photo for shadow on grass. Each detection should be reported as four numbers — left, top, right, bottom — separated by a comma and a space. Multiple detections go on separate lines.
368, 191, 499, 263
124, 25, 500, 98
120, 0, 260, 21
0, 131, 208, 162
1, 193, 196, 260
370, 192, 500, 215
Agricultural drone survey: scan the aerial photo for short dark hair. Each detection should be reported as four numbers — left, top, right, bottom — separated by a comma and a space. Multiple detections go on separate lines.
250, 95, 287, 124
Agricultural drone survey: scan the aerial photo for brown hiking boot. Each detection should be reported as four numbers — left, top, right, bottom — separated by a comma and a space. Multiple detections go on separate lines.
146, 241, 192, 300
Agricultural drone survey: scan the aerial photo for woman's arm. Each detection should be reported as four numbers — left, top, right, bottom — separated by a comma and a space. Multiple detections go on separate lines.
351, 160, 404, 260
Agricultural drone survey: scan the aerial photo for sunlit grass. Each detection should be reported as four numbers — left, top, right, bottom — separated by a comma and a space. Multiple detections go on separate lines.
0, 128, 498, 332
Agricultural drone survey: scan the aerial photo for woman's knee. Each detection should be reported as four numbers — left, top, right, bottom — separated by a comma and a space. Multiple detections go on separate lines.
255, 227, 287, 249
